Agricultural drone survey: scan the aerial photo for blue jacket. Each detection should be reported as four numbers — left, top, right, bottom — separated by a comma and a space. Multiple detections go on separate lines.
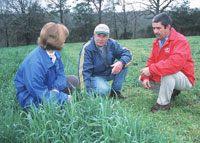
14, 47, 68, 109
78, 37, 133, 91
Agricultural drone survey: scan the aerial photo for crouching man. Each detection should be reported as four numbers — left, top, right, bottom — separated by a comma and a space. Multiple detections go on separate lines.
78, 24, 133, 98
139, 13, 195, 112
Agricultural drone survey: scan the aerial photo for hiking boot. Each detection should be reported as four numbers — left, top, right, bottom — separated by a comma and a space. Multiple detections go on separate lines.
110, 90, 127, 99
171, 89, 181, 100
151, 103, 170, 113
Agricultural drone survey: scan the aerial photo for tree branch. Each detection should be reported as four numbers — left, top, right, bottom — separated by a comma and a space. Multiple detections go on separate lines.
161, 0, 173, 11
92, 0, 99, 12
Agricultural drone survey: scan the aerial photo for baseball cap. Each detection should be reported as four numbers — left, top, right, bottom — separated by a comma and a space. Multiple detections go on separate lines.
94, 24, 110, 36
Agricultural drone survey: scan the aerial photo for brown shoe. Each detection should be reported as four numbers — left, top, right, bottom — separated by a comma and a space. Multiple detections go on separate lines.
171, 89, 181, 100
110, 90, 127, 99
151, 103, 170, 113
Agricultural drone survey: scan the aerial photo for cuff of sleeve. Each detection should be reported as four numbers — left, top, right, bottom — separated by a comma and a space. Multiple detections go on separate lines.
52, 82, 67, 91
58, 92, 68, 104
48, 91, 68, 104
51, 85, 60, 91
140, 75, 149, 81
119, 59, 126, 68
149, 65, 154, 76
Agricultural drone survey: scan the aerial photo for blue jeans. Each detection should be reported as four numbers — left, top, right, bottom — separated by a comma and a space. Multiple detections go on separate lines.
90, 68, 128, 96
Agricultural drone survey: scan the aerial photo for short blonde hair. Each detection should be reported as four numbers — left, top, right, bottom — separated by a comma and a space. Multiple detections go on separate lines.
38, 22, 69, 50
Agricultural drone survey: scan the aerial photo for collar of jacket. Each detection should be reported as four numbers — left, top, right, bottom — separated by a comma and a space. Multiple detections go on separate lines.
153, 27, 177, 45
38, 47, 61, 68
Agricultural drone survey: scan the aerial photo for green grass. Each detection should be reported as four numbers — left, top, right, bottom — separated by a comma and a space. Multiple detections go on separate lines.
0, 36, 200, 142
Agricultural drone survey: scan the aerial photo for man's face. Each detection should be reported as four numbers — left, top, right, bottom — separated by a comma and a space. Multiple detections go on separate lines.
94, 33, 109, 47
152, 22, 170, 40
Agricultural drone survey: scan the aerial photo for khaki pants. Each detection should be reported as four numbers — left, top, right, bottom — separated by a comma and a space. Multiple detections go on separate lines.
139, 71, 192, 105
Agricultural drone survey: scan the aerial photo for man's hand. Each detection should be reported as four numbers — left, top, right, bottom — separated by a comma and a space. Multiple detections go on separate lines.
111, 61, 123, 74
142, 79, 151, 89
140, 67, 151, 77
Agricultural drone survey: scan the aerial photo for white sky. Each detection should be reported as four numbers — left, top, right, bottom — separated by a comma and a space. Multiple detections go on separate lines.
115, 0, 200, 11
189, 0, 200, 8
41, 0, 200, 10
116, 0, 200, 11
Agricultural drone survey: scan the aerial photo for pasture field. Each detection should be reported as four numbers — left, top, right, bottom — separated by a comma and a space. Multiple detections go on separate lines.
0, 36, 200, 143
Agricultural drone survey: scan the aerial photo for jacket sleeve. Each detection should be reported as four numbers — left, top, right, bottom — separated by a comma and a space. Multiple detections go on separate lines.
78, 47, 94, 92
113, 41, 133, 68
23, 61, 68, 104
149, 40, 189, 77
51, 57, 67, 91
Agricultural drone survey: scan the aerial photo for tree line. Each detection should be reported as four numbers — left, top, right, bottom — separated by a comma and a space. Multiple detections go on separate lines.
0, 0, 200, 48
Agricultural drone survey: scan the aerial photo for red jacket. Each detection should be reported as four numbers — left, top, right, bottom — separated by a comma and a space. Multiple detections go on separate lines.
141, 28, 195, 86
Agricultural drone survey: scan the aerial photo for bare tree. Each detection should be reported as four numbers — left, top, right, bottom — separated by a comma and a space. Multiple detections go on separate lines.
71, 2, 95, 42
46, 0, 69, 23
117, 0, 130, 39
0, 0, 12, 47
122, 0, 127, 38
132, 11, 138, 39
105, 0, 119, 39
129, 3, 143, 39
7, 0, 33, 14
137, 0, 178, 16
86, 0, 104, 23
112, 2, 118, 39
7, 0, 34, 45
5, 0, 47, 46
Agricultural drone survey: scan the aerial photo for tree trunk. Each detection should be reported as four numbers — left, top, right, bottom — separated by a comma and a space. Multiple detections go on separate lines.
98, 0, 102, 23
156, 0, 160, 14
123, 0, 127, 39
113, 1, 118, 39
133, 12, 137, 39
5, 27, 9, 47
60, 0, 63, 23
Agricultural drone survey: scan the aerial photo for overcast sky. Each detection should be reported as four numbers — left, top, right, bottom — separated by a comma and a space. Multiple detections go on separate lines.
41, 0, 200, 10
189, 0, 200, 8
119, 0, 200, 11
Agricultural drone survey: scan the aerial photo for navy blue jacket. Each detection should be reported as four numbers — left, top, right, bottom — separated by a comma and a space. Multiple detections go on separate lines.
78, 37, 133, 91
14, 47, 68, 109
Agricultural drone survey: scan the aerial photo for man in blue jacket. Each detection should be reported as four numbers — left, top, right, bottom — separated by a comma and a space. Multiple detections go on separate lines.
14, 22, 79, 109
78, 24, 133, 98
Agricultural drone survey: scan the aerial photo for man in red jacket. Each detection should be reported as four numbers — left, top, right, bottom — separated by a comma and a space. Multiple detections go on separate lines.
140, 12, 195, 112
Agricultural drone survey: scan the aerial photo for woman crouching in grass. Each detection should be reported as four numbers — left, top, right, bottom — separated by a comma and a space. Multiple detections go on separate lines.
14, 22, 79, 109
